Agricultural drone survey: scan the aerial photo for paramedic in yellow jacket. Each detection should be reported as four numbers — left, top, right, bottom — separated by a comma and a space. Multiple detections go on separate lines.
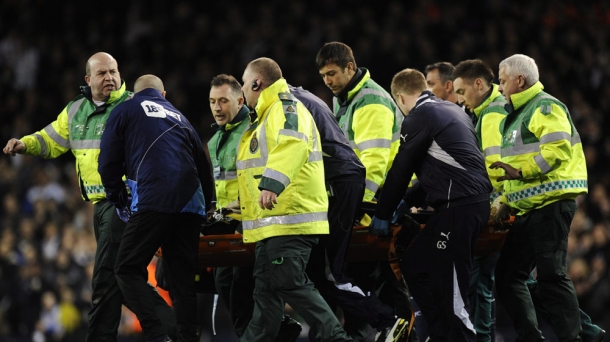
490, 54, 590, 341
316, 42, 403, 202
2, 52, 175, 342
237, 57, 353, 342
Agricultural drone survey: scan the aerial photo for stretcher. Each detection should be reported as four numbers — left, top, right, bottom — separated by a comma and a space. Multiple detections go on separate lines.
188, 210, 511, 270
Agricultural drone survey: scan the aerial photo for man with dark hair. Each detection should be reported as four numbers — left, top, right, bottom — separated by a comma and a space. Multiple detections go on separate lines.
453, 58, 507, 341
372, 68, 492, 341
425, 61, 459, 104
207, 74, 255, 338
237, 57, 353, 342
316, 42, 412, 342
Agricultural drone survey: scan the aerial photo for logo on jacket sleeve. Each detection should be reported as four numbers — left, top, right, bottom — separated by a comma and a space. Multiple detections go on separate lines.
250, 132, 259, 153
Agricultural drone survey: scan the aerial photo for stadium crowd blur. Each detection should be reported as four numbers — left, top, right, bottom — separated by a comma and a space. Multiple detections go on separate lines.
1, 0, 609, 340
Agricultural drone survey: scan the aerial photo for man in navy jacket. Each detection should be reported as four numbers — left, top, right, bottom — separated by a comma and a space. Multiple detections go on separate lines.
99, 74, 214, 342
371, 69, 492, 341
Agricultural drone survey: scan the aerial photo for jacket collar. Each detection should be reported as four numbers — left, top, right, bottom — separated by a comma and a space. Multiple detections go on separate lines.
255, 78, 290, 117
509, 81, 544, 111
338, 68, 368, 103
80, 79, 128, 104
213, 105, 250, 131
473, 84, 501, 117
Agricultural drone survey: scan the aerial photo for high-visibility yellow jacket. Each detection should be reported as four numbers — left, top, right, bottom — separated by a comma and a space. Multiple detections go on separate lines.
500, 82, 587, 214
236, 79, 329, 243
21, 82, 132, 203
473, 84, 508, 197
333, 68, 403, 201
208, 105, 250, 209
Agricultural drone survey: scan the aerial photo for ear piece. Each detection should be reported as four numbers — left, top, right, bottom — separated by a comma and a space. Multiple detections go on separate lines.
251, 79, 261, 91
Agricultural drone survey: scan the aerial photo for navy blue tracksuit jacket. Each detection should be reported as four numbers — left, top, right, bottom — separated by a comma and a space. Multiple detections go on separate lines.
98, 88, 214, 214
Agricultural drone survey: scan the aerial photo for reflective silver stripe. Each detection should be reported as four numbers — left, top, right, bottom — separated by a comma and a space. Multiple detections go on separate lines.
392, 131, 401, 142
348, 140, 358, 150
534, 154, 552, 174
279, 129, 307, 142
242, 212, 327, 230
217, 171, 237, 180
453, 264, 476, 334
483, 146, 501, 157
308, 151, 323, 162
501, 143, 540, 157
263, 168, 290, 187
236, 113, 270, 170
32, 134, 48, 156
365, 179, 379, 193
488, 101, 505, 108
351, 88, 394, 103
43, 124, 70, 148
572, 134, 581, 145
67, 98, 86, 123
357, 138, 391, 151
427, 140, 466, 170
71, 139, 101, 149
540, 131, 571, 144
237, 158, 266, 169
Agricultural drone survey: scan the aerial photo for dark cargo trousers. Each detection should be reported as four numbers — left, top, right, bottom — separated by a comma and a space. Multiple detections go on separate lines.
306, 180, 396, 341
238, 235, 353, 342
527, 273, 604, 342
495, 200, 582, 342
87, 200, 176, 342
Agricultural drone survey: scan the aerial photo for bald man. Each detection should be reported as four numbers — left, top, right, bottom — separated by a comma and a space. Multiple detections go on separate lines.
99, 75, 214, 342
3, 55, 177, 341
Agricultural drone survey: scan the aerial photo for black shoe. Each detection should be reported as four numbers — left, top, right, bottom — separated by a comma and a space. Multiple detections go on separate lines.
375, 318, 411, 342
274, 314, 302, 342
148, 336, 172, 342
593, 329, 606, 342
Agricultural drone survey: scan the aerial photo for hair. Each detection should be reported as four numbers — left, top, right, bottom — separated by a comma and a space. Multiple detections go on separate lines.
134, 74, 164, 93
424, 61, 455, 82
315, 42, 357, 70
210, 74, 243, 96
499, 54, 539, 86
391, 69, 427, 97
452, 59, 495, 86
246, 57, 282, 87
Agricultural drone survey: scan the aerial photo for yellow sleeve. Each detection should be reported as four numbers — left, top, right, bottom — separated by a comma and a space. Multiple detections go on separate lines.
480, 112, 506, 191
21, 105, 71, 158
352, 103, 395, 201
522, 104, 572, 179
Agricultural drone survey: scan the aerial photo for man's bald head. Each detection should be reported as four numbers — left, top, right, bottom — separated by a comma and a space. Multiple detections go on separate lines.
134, 74, 165, 93
86, 52, 117, 76
245, 57, 283, 87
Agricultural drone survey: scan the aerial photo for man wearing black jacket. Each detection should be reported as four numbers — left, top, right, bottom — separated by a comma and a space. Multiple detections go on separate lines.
371, 69, 492, 341
290, 85, 407, 342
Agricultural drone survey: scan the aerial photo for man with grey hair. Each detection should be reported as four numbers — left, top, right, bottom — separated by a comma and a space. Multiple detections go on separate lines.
490, 54, 596, 341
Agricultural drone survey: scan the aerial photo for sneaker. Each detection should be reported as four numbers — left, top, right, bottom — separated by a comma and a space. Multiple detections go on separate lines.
593, 329, 606, 342
375, 317, 411, 342
274, 314, 302, 342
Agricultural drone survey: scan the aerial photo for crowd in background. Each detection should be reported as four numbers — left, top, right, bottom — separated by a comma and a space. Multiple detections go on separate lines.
1, 0, 609, 340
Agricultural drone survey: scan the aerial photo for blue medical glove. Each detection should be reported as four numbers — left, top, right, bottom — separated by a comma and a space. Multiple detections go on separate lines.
369, 216, 390, 237
115, 195, 132, 223
392, 199, 410, 225
116, 206, 131, 223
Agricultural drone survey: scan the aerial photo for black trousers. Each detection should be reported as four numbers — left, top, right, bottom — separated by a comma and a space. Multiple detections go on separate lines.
87, 200, 175, 342
115, 210, 200, 342
402, 200, 489, 342
495, 200, 582, 342
307, 180, 395, 336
